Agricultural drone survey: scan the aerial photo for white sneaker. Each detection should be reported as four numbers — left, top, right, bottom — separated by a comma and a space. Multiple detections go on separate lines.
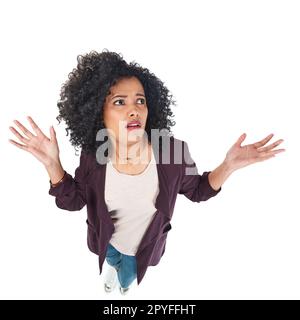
104, 265, 118, 293
119, 285, 130, 295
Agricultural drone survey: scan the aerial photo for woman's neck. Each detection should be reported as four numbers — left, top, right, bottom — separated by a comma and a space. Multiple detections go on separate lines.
110, 138, 150, 165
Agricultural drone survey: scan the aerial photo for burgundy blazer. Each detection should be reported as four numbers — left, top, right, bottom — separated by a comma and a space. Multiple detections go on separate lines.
48, 136, 222, 285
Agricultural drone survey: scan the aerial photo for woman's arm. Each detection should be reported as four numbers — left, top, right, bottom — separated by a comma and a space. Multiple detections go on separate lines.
48, 150, 91, 211
178, 140, 222, 202
45, 160, 66, 186
207, 161, 234, 191
8, 116, 93, 212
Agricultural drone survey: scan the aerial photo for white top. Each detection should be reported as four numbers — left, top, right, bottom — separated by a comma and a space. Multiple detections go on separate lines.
104, 146, 160, 256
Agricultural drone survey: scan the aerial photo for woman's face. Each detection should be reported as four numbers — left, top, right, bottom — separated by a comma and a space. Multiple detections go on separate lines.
103, 76, 148, 146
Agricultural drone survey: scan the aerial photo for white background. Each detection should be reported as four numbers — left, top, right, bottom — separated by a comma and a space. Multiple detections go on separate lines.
1, 0, 299, 299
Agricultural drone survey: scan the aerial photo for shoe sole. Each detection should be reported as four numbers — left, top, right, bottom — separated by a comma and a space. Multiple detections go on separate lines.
119, 286, 130, 295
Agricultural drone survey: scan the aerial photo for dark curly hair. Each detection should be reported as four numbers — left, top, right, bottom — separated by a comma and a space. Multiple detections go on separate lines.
56, 49, 177, 156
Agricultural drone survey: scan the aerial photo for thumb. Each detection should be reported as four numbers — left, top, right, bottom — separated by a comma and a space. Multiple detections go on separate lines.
235, 133, 246, 147
50, 125, 57, 142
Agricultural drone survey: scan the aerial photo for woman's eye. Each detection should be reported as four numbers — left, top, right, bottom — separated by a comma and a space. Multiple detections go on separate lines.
137, 98, 146, 104
113, 99, 125, 106
113, 98, 146, 106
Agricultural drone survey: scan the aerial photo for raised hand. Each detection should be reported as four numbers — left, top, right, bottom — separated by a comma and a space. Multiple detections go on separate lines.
224, 133, 286, 171
9, 116, 60, 168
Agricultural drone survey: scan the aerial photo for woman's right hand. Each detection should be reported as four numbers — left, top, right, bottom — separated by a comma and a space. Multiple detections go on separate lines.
9, 116, 61, 168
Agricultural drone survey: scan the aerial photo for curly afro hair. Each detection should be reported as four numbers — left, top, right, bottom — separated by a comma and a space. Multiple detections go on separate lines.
56, 49, 177, 156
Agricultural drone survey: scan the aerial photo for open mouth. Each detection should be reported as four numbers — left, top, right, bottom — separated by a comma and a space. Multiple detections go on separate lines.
127, 125, 141, 130
126, 121, 142, 130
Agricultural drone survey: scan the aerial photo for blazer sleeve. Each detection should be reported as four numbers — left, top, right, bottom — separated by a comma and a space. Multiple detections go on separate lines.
178, 140, 221, 202
48, 150, 91, 211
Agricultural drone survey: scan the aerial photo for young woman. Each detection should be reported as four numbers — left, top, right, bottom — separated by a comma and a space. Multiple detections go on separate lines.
8, 49, 285, 295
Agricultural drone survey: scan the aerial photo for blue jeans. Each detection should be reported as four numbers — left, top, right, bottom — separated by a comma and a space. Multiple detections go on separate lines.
105, 242, 137, 288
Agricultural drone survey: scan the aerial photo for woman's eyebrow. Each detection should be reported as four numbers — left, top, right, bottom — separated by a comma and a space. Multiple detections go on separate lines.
111, 93, 145, 100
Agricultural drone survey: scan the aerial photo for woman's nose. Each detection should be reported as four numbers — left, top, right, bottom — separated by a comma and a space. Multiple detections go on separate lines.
128, 106, 139, 117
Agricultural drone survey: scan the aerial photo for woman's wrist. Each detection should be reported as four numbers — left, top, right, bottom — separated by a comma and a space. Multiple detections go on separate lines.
45, 161, 66, 187
49, 170, 67, 187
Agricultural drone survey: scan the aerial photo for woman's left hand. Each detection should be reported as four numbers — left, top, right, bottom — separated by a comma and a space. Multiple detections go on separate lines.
224, 133, 286, 171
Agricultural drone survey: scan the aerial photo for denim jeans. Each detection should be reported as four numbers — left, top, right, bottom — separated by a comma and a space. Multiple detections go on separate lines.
105, 242, 137, 288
